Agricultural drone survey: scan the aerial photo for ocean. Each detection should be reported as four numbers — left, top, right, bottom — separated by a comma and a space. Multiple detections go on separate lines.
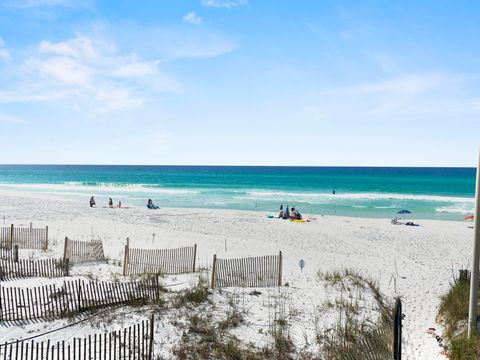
0, 165, 475, 220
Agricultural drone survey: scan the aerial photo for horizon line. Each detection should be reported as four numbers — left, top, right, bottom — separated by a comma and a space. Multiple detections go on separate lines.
0, 163, 476, 169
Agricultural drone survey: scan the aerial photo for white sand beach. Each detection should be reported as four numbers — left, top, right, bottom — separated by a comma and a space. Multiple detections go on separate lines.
0, 189, 473, 359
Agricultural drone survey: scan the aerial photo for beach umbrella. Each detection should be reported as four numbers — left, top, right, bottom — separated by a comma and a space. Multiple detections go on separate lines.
397, 210, 412, 214
465, 215, 474, 221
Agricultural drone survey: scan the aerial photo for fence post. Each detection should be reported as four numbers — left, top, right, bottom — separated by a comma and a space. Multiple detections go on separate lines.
192, 244, 197, 273
63, 237, 69, 262
44, 226, 49, 250
78, 282, 82, 313
64, 258, 70, 277
13, 245, 18, 262
393, 298, 402, 360
10, 224, 14, 249
123, 238, 129, 276
210, 254, 217, 288
148, 313, 154, 359
278, 251, 283, 286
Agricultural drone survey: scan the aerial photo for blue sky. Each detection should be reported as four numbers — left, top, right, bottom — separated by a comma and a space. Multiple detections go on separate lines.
0, 0, 479, 166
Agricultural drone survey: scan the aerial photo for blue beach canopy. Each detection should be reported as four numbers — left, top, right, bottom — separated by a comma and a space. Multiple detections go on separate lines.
397, 210, 412, 214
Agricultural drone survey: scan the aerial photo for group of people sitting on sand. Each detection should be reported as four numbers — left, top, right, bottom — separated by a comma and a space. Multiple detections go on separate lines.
90, 196, 160, 209
278, 205, 302, 220
89, 196, 160, 209
89, 196, 122, 208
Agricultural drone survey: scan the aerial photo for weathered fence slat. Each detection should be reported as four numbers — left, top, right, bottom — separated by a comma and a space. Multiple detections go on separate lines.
0, 258, 66, 281
124, 243, 197, 276
0, 225, 48, 250
63, 237, 106, 264
0, 316, 154, 359
211, 252, 283, 288
0, 278, 161, 323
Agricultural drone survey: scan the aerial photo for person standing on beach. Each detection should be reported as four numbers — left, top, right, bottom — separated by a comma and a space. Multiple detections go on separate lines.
108, 198, 113, 208
89, 196, 96, 207
278, 205, 284, 218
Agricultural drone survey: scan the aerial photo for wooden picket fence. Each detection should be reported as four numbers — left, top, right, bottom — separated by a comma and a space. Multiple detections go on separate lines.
63, 237, 106, 264
0, 247, 12, 260
0, 258, 67, 281
0, 277, 161, 322
0, 317, 154, 359
210, 252, 282, 288
0, 224, 48, 250
123, 239, 196, 276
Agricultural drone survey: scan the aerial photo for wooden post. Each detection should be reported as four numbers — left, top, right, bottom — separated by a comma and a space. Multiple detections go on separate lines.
278, 251, 283, 286
393, 298, 402, 360
148, 313, 154, 360
123, 238, 129, 276
13, 245, 18, 262
210, 254, 217, 289
63, 237, 68, 262
10, 224, 14, 250
192, 244, 197, 273
64, 258, 70, 277
44, 226, 48, 250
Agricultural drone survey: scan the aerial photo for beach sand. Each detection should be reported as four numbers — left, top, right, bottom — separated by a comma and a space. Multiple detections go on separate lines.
0, 189, 473, 359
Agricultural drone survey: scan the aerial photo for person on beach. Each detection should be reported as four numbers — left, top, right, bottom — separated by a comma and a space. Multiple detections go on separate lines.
147, 199, 159, 209
278, 205, 284, 218
291, 207, 297, 219
89, 196, 96, 207
283, 206, 290, 219
295, 209, 302, 220
118, 201, 122, 208
108, 198, 113, 208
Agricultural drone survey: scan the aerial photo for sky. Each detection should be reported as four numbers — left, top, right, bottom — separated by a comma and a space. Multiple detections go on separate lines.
0, 0, 479, 167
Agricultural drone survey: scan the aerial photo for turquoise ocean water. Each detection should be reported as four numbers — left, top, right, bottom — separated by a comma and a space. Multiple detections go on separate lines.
0, 165, 475, 220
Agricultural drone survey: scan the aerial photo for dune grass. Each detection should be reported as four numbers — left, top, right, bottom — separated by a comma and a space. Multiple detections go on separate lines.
436, 274, 480, 359
317, 269, 395, 359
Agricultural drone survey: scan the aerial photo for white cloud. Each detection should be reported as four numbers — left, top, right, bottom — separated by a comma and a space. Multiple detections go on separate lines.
0, 34, 180, 112
327, 73, 449, 97
6, 0, 92, 9
0, 114, 23, 123
183, 12, 202, 25
93, 86, 145, 113
111, 61, 158, 78
201, 0, 247, 8
309, 71, 480, 123
39, 37, 102, 59
26, 56, 92, 85
0, 48, 10, 61
0, 37, 11, 61
0, 86, 68, 103
0, 23, 236, 113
